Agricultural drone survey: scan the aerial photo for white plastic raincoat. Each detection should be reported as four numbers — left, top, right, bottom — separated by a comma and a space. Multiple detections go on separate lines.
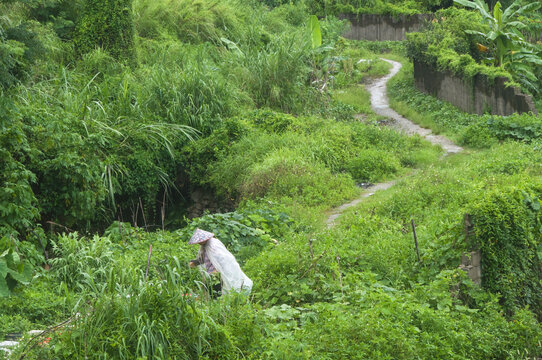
190, 229, 253, 295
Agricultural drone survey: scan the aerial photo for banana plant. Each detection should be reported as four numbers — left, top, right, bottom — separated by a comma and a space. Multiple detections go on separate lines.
503, 47, 542, 93
454, 0, 541, 66
307, 15, 336, 92
308, 15, 322, 50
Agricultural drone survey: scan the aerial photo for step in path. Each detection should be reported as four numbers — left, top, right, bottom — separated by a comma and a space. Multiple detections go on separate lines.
326, 58, 462, 228
0, 341, 18, 356
0, 330, 43, 356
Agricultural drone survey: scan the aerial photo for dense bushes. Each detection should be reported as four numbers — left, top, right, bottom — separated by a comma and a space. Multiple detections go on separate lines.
0, 8, 50, 89
0, 100, 38, 237
304, 0, 453, 16
470, 184, 542, 317
406, 8, 507, 77
74, 0, 135, 60
189, 112, 439, 206
0, 0, 344, 236
406, 6, 542, 95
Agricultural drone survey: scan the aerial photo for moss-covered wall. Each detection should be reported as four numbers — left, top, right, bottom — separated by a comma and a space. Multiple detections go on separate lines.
340, 14, 430, 41
413, 60, 538, 116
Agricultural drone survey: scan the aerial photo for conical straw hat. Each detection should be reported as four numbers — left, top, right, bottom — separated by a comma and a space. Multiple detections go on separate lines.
188, 228, 214, 245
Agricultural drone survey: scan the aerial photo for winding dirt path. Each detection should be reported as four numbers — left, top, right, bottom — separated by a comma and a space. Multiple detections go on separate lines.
368, 59, 463, 154
326, 59, 462, 228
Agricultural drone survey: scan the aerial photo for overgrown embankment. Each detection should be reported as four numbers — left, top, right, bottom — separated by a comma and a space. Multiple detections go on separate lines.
2, 1, 542, 358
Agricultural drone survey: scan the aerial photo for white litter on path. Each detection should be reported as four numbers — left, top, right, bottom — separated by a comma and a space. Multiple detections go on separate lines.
0, 340, 19, 356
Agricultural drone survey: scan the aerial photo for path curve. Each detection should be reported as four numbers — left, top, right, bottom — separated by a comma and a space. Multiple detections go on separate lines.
326, 59, 462, 228
367, 59, 463, 154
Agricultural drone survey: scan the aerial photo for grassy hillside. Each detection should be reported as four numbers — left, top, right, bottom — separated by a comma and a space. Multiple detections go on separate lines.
1, 1, 542, 359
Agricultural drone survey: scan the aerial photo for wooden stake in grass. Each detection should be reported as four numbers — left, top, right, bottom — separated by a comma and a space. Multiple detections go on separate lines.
145, 244, 153, 284
411, 219, 421, 262
336, 254, 344, 302
161, 191, 166, 231
308, 238, 315, 261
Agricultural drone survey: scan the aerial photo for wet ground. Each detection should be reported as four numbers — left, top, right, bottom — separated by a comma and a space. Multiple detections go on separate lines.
326, 59, 462, 228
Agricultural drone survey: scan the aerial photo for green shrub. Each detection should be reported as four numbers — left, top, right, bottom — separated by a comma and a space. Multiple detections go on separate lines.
0, 237, 33, 297
0, 37, 26, 88
305, 0, 453, 16
181, 117, 251, 187
0, 99, 39, 237
0, 15, 51, 88
240, 148, 357, 207
470, 184, 542, 317
134, 0, 245, 44
0, 277, 70, 330
74, 0, 135, 61
347, 149, 401, 182
249, 109, 297, 134
177, 209, 285, 264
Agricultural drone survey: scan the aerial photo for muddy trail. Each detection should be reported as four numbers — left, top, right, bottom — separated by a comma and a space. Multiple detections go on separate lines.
326, 59, 462, 228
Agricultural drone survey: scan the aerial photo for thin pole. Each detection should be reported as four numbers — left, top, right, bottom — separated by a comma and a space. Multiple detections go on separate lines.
145, 244, 153, 284
336, 254, 344, 302
411, 219, 421, 262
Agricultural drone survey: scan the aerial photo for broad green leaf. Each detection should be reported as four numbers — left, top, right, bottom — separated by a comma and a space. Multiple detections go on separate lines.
453, 0, 476, 8
518, 1, 542, 15
308, 15, 321, 49
6, 261, 32, 284
493, 2, 502, 27
11, 250, 20, 265
506, 21, 527, 30
0, 276, 10, 297
0, 258, 7, 278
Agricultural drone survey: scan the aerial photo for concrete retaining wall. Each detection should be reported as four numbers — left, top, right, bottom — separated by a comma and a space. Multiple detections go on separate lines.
339, 13, 430, 41
413, 60, 538, 116
460, 251, 482, 285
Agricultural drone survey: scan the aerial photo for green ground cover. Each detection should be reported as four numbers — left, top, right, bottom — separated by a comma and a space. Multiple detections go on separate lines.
388, 58, 542, 148
303, 0, 453, 16
1, 1, 542, 358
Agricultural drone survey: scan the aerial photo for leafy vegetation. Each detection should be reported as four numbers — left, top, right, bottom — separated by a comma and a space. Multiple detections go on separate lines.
305, 0, 454, 16
406, 5, 542, 94
388, 59, 542, 147
1, 0, 542, 359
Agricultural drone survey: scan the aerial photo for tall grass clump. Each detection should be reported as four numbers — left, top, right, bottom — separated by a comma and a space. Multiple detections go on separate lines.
236, 33, 311, 112
35, 260, 238, 359
133, 0, 246, 44
140, 61, 235, 133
